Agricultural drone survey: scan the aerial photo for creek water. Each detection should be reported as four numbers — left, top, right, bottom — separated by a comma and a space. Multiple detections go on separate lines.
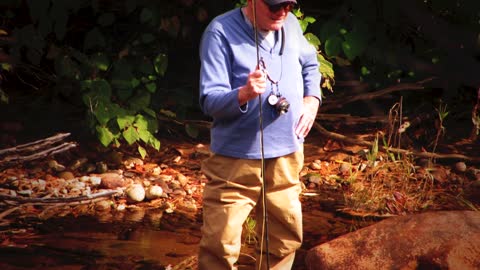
0, 192, 379, 270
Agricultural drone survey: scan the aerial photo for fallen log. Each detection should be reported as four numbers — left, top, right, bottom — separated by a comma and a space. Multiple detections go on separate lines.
0, 133, 77, 168
320, 77, 434, 112
0, 189, 122, 205
313, 122, 480, 163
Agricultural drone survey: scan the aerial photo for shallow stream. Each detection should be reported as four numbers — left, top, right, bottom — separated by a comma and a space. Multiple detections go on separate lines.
0, 192, 378, 270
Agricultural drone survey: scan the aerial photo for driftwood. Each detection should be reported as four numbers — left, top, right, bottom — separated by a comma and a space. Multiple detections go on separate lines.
320, 78, 435, 112
0, 189, 121, 205
0, 133, 77, 167
313, 122, 480, 163
317, 114, 388, 125
0, 189, 122, 225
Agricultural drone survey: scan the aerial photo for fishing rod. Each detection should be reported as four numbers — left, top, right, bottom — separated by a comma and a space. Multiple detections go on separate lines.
251, 0, 271, 269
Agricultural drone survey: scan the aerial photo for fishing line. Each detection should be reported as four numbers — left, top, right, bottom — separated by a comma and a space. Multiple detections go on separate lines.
251, 0, 271, 269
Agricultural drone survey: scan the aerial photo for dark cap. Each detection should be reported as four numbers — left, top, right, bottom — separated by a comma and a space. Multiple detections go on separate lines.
263, 0, 297, 5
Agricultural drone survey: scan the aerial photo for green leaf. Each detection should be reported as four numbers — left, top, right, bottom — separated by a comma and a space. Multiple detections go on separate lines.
93, 79, 112, 98
122, 126, 139, 145
140, 76, 149, 83
81, 79, 112, 107
84, 27, 106, 50
0, 63, 11, 71
143, 108, 157, 118
117, 88, 134, 101
117, 115, 135, 130
131, 78, 141, 88
341, 41, 354, 61
319, 20, 342, 43
154, 53, 168, 76
292, 8, 303, 18
361, 66, 371, 76
138, 128, 151, 143
145, 82, 156, 93
96, 125, 115, 147
0, 88, 9, 104
94, 102, 114, 125
98, 12, 115, 26
129, 92, 151, 112
299, 21, 308, 33
299, 16, 315, 32
148, 116, 159, 133
149, 136, 161, 150
138, 145, 147, 159
342, 30, 368, 61
304, 33, 321, 50
137, 128, 160, 151
90, 53, 110, 71
111, 60, 134, 89
317, 54, 334, 79
304, 16, 316, 24
325, 36, 343, 57
134, 114, 149, 130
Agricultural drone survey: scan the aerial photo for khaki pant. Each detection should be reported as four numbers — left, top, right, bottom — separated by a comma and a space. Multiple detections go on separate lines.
198, 149, 304, 270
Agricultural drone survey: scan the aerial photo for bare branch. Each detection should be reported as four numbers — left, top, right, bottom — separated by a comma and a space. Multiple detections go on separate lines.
313, 122, 480, 162
0, 189, 122, 205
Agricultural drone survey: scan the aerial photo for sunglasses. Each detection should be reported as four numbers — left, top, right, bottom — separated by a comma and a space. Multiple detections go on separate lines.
264, 1, 296, 13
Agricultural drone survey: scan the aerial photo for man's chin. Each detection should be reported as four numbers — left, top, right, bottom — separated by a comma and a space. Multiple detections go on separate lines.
268, 22, 284, 31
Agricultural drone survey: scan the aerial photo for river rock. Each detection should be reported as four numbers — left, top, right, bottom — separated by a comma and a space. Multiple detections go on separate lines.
310, 160, 322, 170
95, 200, 112, 211
70, 158, 88, 170
57, 171, 75, 180
126, 184, 145, 202
454, 161, 467, 172
48, 160, 66, 172
305, 210, 480, 270
98, 172, 127, 189
176, 173, 188, 186
145, 185, 163, 200
123, 157, 143, 169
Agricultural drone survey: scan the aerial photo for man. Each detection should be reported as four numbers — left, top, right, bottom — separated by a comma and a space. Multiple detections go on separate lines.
198, 0, 321, 269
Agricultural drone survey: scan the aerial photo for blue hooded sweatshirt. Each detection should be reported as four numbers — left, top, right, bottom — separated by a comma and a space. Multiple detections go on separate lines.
199, 8, 321, 159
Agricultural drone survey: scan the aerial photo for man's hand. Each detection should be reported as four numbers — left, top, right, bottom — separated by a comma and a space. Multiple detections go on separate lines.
295, 96, 319, 138
238, 69, 266, 106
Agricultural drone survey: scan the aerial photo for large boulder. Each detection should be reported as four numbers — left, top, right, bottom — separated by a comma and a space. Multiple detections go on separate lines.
306, 211, 480, 270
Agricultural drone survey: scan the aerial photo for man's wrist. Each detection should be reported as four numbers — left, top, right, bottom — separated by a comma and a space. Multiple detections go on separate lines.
238, 86, 250, 106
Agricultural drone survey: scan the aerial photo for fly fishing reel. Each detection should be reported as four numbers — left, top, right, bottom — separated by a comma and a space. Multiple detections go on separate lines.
259, 57, 290, 115
267, 93, 290, 114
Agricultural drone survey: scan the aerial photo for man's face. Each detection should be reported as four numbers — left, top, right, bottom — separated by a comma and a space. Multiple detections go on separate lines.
253, 0, 295, 31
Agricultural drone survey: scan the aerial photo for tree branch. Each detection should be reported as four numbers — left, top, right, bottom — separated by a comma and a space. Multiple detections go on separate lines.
0, 189, 122, 205
320, 78, 434, 111
313, 122, 480, 162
